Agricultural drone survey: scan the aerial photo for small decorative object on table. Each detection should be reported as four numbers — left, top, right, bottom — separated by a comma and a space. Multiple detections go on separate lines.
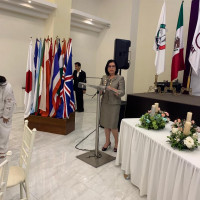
167, 112, 200, 150
139, 103, 170, 130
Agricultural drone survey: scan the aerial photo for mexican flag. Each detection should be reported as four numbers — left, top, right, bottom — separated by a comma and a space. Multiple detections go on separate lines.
154, 2, 166, 75
171, 1, 185, 81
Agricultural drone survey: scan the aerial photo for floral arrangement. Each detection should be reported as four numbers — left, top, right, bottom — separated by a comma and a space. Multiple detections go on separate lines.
139, 111, 169, 130
157, 109, 170, 123
167, 119, 199, 150
171, 119, 197, 134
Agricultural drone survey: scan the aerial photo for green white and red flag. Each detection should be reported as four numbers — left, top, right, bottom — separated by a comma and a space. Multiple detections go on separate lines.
171, 1, 185, 81
154, 1, 166, 75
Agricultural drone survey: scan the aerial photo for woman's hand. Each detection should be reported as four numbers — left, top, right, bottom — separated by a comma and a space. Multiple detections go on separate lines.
3, 117, 9, 123
106, 86, 119, 96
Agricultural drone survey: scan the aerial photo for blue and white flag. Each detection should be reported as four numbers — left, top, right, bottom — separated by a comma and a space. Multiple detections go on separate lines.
57, 39, 75, 118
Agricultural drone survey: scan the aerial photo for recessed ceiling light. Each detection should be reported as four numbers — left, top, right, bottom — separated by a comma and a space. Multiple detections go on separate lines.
20, 3, 33, 8
83, 20, 93, 25
28, 0, 32, 3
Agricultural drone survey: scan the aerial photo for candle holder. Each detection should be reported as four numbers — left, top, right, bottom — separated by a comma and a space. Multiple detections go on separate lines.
138, 107, 169, 130
167, 118, 199, 151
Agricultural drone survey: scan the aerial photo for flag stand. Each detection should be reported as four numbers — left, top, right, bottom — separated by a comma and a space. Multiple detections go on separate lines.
180, 68, 192, 95
148, 75, 161, 93
76, 82, 115, 168
163, 81, 177, 95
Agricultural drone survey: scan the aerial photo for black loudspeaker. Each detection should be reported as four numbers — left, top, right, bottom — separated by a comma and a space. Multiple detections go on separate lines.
114, 39, 131, 69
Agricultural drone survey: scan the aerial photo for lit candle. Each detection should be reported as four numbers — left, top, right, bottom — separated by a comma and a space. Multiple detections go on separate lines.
155, 103, 159, 112
186, 112, 192, 122
183, 121, 191, 135
150, 105, 156, 116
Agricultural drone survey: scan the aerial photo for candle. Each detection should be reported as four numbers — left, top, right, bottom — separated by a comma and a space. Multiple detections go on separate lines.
183, 121, 191, 135
150, 105, 156, 116
186, 112, 192, 122
155, 103, 159, 112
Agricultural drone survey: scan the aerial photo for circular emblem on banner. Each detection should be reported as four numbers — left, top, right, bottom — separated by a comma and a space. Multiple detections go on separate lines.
195, 33, 200, 49
155, 24, 166, 50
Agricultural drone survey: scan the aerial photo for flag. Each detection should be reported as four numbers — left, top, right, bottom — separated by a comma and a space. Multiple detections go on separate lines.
24, 40, 34, 118
183, 0, 199, 87
35, 40, 45, 114
32, 39, 42, 113
30, 39, 38, 114
189, 0, 200, 75
59, 40, 67, 82
171, 2, 185, 81
57, 40, 67, 108
49, 40, 61, 117
33, 39, 38, 87
154, 2, 166, 75
49, 40, 56, 117
57, 39, 75, 118
49, 38, 53, 74
189, 0, 200, 95
40, 39, 51, 116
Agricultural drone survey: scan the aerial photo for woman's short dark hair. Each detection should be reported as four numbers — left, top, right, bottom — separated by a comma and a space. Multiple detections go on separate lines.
105, 59, 119, 76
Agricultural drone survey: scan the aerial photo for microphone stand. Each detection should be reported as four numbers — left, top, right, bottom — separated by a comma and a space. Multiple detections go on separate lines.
76, 82, 115, 168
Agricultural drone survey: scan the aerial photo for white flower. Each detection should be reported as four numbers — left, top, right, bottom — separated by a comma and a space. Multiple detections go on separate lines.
193, 133, 198, 140
184, 136, 194, 149
176, 138, 180, 142
172, 128, 179, 134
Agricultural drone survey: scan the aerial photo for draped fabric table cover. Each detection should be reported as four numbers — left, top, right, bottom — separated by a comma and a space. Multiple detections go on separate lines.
116, 118, 200, 200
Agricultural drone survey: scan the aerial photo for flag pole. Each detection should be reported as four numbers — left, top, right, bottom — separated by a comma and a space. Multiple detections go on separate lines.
186, 68, 192, 90
148, 74, 159, 93
154, 74, 158, 86
170, 81, 173, 90
180, 68, 192, 95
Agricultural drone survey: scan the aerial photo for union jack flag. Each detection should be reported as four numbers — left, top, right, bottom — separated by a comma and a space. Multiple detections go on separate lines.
57, 39, 75, 118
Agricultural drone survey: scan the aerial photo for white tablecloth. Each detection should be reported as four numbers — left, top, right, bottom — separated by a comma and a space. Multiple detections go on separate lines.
116, 118, 200, 200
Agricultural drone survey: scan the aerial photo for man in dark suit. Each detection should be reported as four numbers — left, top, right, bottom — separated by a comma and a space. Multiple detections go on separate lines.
73, 62, 86, 112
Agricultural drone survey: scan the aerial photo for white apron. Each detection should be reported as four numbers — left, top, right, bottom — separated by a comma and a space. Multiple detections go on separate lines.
0, 82, 15, 154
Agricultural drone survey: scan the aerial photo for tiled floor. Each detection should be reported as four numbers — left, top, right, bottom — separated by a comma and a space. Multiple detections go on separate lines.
6, 97, 147, 200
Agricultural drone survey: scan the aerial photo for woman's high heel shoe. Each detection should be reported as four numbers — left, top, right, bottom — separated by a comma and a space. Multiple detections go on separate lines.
102, 142, 111, 151
113, 147, 117, 152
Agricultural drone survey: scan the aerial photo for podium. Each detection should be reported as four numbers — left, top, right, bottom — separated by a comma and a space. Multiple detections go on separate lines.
76, 82, 115, 168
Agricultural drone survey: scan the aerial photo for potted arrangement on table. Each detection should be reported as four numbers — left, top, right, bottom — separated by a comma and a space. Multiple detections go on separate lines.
167, 112, 200, 150
139, 103, 170, 130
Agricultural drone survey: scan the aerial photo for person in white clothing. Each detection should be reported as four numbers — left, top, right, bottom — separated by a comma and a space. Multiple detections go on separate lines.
0, 76, 15, 158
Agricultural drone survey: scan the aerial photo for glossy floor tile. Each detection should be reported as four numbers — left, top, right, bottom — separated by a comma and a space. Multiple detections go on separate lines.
6, 97, 147, 200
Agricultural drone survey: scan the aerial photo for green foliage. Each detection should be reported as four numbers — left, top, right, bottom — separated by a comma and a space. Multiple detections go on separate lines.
167, 119, 199, 151
139, 113, 167, 130
167, 131, 199, 151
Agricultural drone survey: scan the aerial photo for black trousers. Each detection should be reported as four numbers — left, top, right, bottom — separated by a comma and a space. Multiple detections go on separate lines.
75, 89, 84, 111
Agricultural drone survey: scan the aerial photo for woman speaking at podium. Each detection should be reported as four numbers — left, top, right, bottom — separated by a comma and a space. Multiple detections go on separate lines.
100, 59, 125, 152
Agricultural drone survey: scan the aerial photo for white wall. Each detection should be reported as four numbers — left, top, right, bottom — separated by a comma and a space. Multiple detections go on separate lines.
0, 0, 72, 111
70, 27, 99, 95
0, 10, 45, 111
72, 0, 192, 95
71, 0, 133, 99
133, 0, 191, 93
